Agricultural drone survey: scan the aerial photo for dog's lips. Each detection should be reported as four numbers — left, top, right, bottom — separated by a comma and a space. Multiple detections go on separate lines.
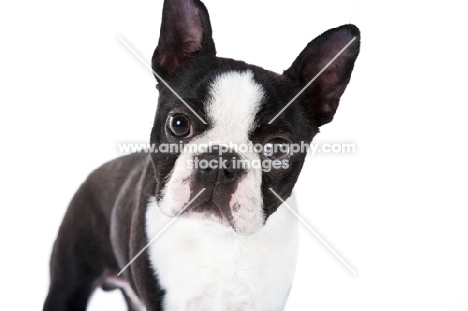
183, 199, 233, 229
190, 200, 219, 213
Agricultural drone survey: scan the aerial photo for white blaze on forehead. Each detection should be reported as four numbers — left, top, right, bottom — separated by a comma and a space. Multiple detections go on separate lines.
202, 70, 265, 235
205, 71, 264, 141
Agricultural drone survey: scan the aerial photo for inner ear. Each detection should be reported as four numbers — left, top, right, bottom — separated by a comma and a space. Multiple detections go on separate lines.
284, 24, 360, 126
152, 0, 216, 76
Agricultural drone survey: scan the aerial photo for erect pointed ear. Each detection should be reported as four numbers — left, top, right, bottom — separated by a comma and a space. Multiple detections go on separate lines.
152, 0, 216, 76
284, 25, 360, 127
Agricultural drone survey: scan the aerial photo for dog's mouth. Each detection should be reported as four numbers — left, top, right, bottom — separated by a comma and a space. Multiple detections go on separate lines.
158, 166, 264, 236
181, 187, 235, 230
190, 200, 222, 217
185, 201, 232, 227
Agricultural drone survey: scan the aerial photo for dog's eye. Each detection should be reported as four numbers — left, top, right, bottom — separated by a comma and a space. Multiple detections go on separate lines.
168, 114, 191, 138
263, 138, 291, 161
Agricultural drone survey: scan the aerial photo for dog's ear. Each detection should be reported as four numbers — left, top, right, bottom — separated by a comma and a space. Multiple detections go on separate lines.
284, 25, 360, 126
152, 0, 216, 76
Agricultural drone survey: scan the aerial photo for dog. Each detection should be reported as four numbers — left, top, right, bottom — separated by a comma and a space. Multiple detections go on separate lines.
43, 0, 360, 310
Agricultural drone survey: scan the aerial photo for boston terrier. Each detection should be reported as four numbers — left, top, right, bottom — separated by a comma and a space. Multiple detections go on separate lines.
43, 0, 360, 310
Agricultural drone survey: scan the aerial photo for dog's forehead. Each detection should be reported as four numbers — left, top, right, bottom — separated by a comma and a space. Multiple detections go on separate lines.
157, 59, 299, 140
204, 70, 264, 141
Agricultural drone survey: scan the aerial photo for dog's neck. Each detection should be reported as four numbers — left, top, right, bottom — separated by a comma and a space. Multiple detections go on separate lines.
145, 193, 300, 310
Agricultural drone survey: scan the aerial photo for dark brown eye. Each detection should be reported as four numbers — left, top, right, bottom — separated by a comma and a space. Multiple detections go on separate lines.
263, 138, 291, 161
168, 114, 191, 138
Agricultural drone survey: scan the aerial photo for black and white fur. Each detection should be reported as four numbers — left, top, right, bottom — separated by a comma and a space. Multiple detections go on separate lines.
43, 0, 360, 310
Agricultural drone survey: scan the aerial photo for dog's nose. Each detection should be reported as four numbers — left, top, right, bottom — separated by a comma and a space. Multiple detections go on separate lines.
195, 151, 246, 184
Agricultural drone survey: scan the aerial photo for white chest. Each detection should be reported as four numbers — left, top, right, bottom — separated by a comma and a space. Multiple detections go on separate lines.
145, 195, 299, 311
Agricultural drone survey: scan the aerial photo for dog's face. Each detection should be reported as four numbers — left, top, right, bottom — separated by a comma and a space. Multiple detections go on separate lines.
149, 0, 360, 236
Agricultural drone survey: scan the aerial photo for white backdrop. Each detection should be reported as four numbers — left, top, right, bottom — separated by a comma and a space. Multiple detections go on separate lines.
1, 0, 467, 310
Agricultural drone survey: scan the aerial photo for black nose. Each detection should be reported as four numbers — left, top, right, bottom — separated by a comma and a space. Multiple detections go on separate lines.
195, 151, 246, 184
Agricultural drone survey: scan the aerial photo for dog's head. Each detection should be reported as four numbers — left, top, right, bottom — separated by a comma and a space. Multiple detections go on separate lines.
149, 0, 360, 236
